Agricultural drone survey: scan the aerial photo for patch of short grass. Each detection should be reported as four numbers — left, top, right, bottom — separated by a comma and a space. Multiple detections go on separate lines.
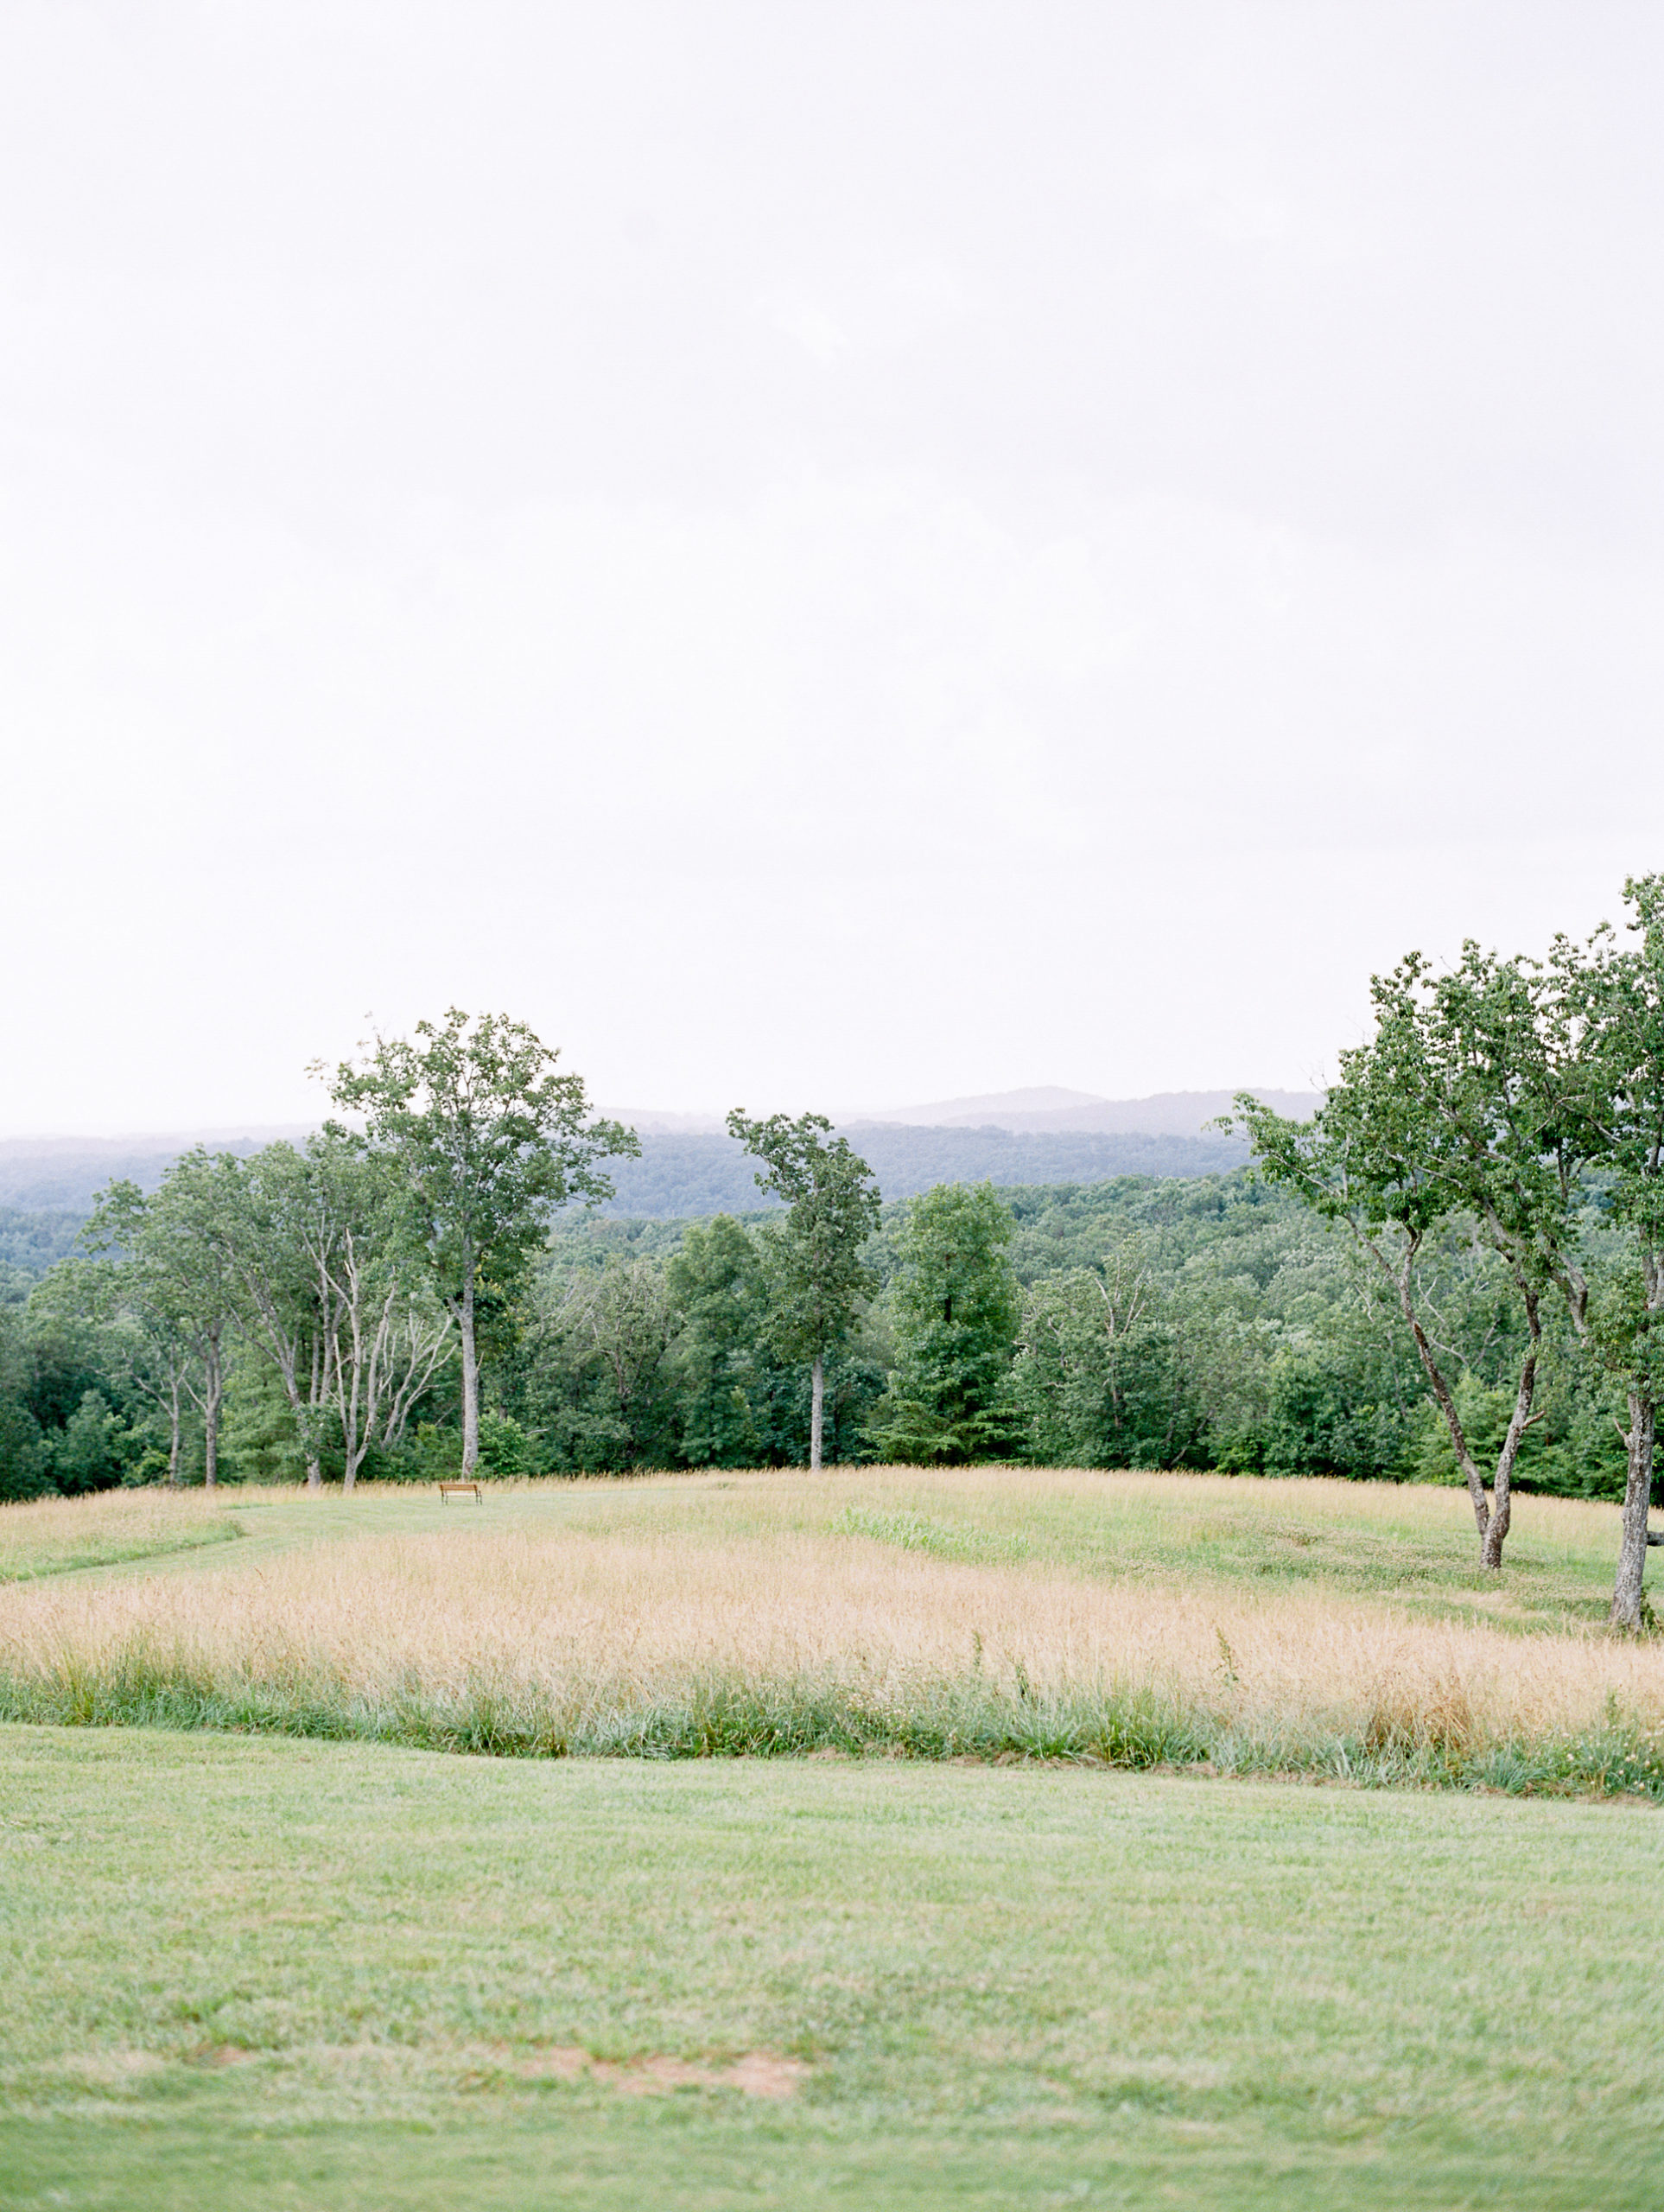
0, 1726, 1661, 2210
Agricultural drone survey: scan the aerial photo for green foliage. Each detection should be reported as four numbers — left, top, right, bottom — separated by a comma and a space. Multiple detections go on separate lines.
325, 1009, 638, 1476
1013, 1262, 1175, 1469
219, 1351, 308, 1485
726, 1110, 881, 1366
0, 1296, 156, 1499
475, 1410, 538, 1476
0, 1207, 81, 1282
868, 1182, 1023, 1463
1228, 943, 1612, 1572
82, 1160, 240, 1485
2, 1163, 1642, 1493
45, 1389, 141, 1494
664, 1215, 772, 1466
361, 1421, 464, 1484
515, 1256, 681, 1471
325, 1008, 638, 1319
1559, 877, 1664, 1434
487, 1211, 887, 1474
0, 1396, 50, 1502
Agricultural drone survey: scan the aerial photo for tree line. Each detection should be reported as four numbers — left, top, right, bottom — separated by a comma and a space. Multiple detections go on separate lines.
0, 878, 1659, 1624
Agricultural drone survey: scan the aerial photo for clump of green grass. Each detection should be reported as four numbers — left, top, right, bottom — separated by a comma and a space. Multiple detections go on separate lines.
835, 1503, 1032, 1562
3, 1647, 1658, 1802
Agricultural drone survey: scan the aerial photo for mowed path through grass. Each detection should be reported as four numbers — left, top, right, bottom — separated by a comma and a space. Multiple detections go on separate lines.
2, 1726, 1661, 2212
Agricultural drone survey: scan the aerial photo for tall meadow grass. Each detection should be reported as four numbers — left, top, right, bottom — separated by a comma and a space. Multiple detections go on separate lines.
2, 1503, 1659, 1795
0, 1488, 239, 1582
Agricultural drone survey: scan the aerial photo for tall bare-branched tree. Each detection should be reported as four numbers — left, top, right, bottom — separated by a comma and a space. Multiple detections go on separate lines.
205, 1137, 453, 1491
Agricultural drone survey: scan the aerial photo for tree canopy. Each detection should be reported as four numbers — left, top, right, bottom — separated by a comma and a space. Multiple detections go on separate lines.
726, 1110, 881, 1472
324, 1009, 637, 1478
868, 1181, 1022, 1465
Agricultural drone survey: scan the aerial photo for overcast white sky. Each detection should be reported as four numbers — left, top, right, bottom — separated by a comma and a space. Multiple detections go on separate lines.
3, 2, 1661, 1135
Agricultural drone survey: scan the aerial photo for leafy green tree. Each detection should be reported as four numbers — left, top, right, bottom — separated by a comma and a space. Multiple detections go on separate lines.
666, 1215, 771, 1466
202, 1137, 453, 1491
48, 1389, 140, 1493
505, 1255, 678, 1473
1553, 875, 1664, 1626
86, 1160, 240, 1487
556, 1255, 678, 1467
1233, 944, 1593, 1569
1014, 1243, 1172, 1468
869, 1182, 1021, 1464
0, 1308, 50, 1501
0, 1399, 49, 1501
325, 1010, 637, 1478
35, 1253, 194, 1489
726, 1110, 881, 1471
193, 1144, 331, 1487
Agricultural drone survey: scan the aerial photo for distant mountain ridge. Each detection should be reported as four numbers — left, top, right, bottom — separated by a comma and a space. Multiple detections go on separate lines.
845, 1085, 1321, 1135
0, 1090, 1316, 1218
0, 1128, 313, 1212
613, 1086, 1323, 1141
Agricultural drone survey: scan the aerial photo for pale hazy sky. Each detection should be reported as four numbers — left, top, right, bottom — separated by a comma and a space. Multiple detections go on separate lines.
3, 3, 1661, 1135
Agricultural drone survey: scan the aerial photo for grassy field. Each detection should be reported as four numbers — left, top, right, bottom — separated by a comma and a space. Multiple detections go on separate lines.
1, 1472, 1660, 2208
0, 1489, 240, 1584
3, 1725, 1662, 2211
0, 1471, 1658, 1795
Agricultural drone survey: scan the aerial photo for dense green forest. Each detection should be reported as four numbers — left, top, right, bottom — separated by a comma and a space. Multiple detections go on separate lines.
597, 1125, 1248, 1215
0, 1168, 1630, 1502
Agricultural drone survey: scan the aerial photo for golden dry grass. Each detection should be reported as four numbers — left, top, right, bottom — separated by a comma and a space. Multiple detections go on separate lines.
2, 1469, 1658, 1763
0, 1485, 238, 1581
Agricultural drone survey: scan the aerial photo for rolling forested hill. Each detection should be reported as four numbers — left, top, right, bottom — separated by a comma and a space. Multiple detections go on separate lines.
601, 1125, 1248, 1216
0, 1124, 1249, 1231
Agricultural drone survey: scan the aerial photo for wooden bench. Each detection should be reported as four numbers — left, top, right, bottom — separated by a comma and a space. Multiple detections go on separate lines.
438, 1481, 483, 1504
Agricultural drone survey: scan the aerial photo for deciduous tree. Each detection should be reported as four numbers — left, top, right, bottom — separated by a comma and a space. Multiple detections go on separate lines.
206, 1138, 454, 1491
1234, 946, 1591, 1570
868, 1181, 1021, 1464
86, 1161, 238, 1487
325, 1012, 635, 1478
1553, 877, 1664, 1627
666, 1215, 771, 1466
726, 1110, 880, 1471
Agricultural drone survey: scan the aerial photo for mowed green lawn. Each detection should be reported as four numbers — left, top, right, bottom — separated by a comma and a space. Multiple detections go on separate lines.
2, 1724, 1661, 2212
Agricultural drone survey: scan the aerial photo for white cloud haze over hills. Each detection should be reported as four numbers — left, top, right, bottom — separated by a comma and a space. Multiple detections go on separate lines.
2, 3, 1661, 1135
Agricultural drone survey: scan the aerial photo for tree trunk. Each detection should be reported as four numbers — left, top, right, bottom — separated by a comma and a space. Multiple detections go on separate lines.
168, 1373, 182, 1488
457, 1271, 480, 1478
1375, 1236, 1537, 1572
810, 1353, 824, 1473
1610, 1389, 1656, 1630
202, 1321, 222, 1490
1479, 1297, 1540, 1572
306, 1332, 323, 1491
